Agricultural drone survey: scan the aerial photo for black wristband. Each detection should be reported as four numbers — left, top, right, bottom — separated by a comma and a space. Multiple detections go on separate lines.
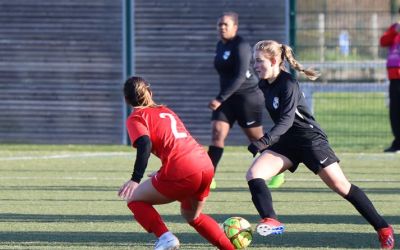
247, 135, 270, 157
130, 174, 142, 183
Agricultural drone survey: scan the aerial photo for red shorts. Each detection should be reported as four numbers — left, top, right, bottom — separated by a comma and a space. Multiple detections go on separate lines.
152, 166, 214, 202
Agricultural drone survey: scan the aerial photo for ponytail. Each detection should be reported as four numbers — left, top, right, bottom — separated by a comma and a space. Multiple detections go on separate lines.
281, 44, 320, 81
254, 40, 320, 81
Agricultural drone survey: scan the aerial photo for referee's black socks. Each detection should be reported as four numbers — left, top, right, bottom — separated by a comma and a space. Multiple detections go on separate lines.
248, 178, 276, 219
208, 145, 223, 172
344, 184, 389, 230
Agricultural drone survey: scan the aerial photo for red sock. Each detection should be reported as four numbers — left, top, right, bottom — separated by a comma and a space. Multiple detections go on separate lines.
189, 213, 234, 250
127, 201, 168, 237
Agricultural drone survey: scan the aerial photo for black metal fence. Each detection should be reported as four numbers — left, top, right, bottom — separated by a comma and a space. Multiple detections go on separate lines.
293, 0, 396, 151
295, 0, 395, 82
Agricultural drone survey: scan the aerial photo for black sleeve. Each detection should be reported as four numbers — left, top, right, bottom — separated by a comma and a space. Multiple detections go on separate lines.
265, 82, 298, 145
217, 41, 252, 101
130, 135, 152, 183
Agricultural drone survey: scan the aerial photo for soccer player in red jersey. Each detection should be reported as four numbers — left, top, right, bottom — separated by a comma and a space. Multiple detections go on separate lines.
118, 76, 235, 250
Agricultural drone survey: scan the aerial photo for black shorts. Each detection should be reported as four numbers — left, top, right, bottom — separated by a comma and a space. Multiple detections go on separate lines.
268, 137, 340, 174
211, 92, 264, 128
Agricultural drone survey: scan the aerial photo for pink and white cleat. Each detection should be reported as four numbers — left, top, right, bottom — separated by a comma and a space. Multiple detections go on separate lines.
256, 218, 285, 236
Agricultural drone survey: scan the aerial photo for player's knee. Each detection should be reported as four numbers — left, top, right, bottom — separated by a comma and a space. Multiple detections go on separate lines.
245, 170, 254, 181
211, 124, 229, 143
187, 214, 203, 226
182, 214, 195, 223
211, 130, 225, 143
246, 166, 271, 181
331, 181, 351, 197
181, 209, 196, 223
180, 203, 196, 222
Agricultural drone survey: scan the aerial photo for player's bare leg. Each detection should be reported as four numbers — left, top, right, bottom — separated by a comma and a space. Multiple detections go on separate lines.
243, 126, 285, 189
246, 150, 291, 236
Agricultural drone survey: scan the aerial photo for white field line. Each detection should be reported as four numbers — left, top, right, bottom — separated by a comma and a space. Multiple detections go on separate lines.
0, 176, 398, 183
0, 151, 398, 161
0, 152, 132, 161
0, 152, 398, 182
0, 176, 122, 180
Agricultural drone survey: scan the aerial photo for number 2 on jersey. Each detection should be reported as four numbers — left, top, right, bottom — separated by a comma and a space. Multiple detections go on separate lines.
159, 113, 188, 139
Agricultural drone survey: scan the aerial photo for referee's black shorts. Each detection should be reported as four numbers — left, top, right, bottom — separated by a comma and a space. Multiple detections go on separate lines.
268, 136, 340, 174
211, 92, 264, 128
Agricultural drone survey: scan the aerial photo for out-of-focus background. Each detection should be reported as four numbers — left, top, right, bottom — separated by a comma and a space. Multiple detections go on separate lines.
1, 2, 399, 249
0, 0, 398, 151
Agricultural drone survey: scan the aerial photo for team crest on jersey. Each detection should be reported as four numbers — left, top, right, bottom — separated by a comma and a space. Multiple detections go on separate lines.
246, 70, 251, 78
273, 97, 279, 109
223, 51, 231, 60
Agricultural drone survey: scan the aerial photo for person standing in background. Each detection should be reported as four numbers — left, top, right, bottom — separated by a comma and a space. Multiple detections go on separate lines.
208, 11, 285, 189
380, 8, 400, 153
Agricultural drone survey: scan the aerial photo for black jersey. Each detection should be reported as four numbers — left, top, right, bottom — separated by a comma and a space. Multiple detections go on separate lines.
214, 35, 259, 102
258, 71, 327, 146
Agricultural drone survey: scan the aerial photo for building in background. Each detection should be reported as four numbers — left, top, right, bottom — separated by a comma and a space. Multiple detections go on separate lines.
0, 0, 397, 150
0, 0, 287, 145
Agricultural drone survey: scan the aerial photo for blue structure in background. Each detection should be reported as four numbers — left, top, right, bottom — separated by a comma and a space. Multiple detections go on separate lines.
339, 30, 350, 56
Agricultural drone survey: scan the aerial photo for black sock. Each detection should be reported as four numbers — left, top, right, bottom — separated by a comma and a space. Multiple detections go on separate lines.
344, 184, 389, 230
248, 178, 276, 219
207, 146, 223, 172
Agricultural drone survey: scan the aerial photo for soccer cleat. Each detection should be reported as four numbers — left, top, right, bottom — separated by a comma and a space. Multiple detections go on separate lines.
267, 173, 285, 189
154, 232, 180, 250
378, 225, 395, 249
256, 218, 285, 236
384, 146, 400, 153
210, 178, 217, 189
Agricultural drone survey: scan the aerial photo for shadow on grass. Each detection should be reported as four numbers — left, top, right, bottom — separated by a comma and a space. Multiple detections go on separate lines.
2, 185, 399, 193
1, 213, 399, 225
211, 186, 400, 194
0, 213, 132, 223
251, 231, 380, 249
1, 185, 118, 191
0, 230, 384, 249
208, 213, 400, 226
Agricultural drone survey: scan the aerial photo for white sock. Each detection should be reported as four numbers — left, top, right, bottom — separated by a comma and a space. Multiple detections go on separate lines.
159, 231, 173, 240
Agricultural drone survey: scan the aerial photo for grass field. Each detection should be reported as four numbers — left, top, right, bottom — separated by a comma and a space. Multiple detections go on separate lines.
0, 145, 399, 249
314, 92, 392, 152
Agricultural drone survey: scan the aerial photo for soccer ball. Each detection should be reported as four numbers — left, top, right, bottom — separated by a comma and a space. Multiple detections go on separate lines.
222, 217, 253, 249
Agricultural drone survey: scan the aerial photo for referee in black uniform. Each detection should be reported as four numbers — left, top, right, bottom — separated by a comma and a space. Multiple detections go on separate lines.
208, 12, 285, 189
245, 40, 394, 249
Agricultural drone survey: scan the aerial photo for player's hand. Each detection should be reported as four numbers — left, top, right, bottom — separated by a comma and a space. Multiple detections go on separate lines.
247, 137, 269, 157
208, 99, 221, 111
118, 180, 139, 201
147, 171, 158, 177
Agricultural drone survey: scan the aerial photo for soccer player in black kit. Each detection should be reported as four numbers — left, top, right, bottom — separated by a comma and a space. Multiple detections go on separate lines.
208, 12, 284, 189
245, 40, 394, 249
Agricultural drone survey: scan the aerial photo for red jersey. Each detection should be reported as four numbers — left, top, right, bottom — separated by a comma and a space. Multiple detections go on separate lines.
380, 23, 400, 79
126, 106, 211, 180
